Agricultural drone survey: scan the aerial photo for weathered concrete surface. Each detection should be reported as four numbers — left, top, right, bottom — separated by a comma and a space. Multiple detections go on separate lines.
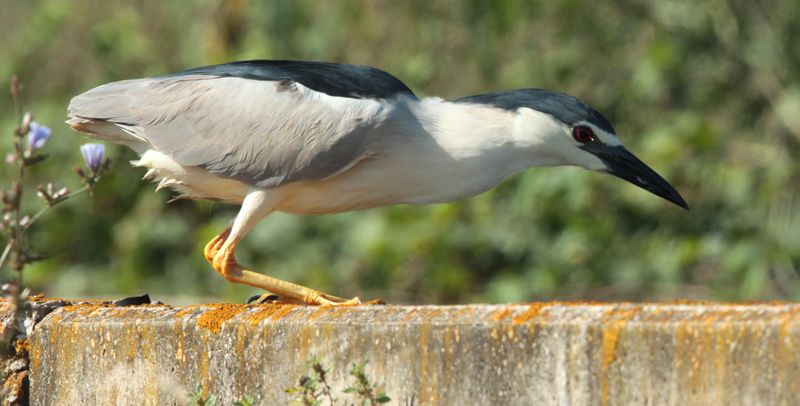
27, 301, 800, 406
0, 298, 70, 406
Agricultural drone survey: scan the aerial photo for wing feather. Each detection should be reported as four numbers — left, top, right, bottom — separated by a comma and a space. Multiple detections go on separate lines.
69, 74, 402, 188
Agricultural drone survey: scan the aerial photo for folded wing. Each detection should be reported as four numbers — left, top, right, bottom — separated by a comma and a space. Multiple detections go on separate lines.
68, 62, 415, 188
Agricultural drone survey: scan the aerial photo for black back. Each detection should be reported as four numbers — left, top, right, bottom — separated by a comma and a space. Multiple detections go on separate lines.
161, 60, 418, 101
452, 89, 615, 134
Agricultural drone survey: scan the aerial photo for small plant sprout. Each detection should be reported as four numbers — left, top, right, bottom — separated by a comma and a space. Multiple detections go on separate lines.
186, 384, 217, 406
233, 394, 261, 406
284, 355, 337, 406
183, 356, 391, 405
285, 355, 391, 406
344, 359, 391, 406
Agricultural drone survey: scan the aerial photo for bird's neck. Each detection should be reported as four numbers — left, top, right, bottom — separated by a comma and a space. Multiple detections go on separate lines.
411, 97, 557, 175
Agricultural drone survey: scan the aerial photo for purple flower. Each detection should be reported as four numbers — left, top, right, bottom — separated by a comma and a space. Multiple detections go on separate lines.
80, 143, 105, 172
27, 122, 52, 152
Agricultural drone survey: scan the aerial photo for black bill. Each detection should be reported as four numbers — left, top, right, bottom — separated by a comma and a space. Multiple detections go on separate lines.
589, 145, 689, 210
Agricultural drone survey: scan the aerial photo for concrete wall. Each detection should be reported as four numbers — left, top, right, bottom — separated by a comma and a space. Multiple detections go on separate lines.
24, 301, 800, 405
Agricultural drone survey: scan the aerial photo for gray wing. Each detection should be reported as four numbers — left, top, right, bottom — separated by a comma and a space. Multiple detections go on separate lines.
68, 74, 399, 188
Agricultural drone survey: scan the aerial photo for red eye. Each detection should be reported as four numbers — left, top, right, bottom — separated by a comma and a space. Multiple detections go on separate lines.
572, 126, 594, 143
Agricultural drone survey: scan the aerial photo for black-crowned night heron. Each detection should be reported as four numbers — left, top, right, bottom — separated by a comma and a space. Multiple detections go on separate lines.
67, 60, 688, 306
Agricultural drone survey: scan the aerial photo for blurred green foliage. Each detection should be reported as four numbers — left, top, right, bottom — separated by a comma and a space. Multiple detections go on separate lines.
1, 0, 799, 304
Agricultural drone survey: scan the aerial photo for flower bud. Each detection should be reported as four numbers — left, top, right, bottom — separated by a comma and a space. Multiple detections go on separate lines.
21, 113, 32, 133
80, 143, 105, 173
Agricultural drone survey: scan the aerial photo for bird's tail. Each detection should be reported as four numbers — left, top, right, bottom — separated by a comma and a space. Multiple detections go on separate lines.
67, 79, 151, 153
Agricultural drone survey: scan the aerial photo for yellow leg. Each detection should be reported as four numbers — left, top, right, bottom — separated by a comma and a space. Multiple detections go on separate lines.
204, 229, 363, 306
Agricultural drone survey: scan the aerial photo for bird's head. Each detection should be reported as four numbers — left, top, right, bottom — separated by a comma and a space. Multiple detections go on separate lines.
454, 89, 689, 210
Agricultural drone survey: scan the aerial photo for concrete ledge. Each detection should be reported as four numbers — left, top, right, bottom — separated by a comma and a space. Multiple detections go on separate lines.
27, 301, 800, 405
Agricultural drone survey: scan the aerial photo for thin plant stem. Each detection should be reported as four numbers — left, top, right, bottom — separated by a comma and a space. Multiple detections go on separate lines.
11, 144, 26, 311
26, 184, 89, 229
0, 243, 10, 273
320, 374, 335, 405
11, 79, 21, 130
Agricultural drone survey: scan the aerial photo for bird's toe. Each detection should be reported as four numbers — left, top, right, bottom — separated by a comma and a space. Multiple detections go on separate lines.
203, 229, 232, 264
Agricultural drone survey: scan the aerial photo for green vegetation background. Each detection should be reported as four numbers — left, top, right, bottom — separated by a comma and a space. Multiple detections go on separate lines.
1, 0, 798, 305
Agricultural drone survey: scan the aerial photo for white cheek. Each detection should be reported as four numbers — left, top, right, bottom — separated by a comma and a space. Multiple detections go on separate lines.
585, 154, 609, 171
560, 147, 607, 171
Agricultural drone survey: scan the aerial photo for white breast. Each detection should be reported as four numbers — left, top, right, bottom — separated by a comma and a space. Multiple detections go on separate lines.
273, 98, 532, 214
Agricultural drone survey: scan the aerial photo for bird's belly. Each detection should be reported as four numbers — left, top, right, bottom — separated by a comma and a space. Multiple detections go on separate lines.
134, 150, 251, 204
273, 156, 506, 215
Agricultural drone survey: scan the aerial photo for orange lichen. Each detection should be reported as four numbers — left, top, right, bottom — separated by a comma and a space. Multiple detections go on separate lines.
418, 322, 439, 406
246, 304, 297, 326
600, 307, 640, 406
512, 302, 553, 325
661, 299, 713, 306
419, 308, 445, 321
173, 307, 198, 318
601, 308, 640, 364
402, 308, 419, 322
306, 307, 330, 322
59, 303, 115, 317
246, 306, 279, 325
491, 305, 513, 321
270, 304, 296, 321
196, 303, 248, 333
14, 339, 29, 355
4, 370, 28, 401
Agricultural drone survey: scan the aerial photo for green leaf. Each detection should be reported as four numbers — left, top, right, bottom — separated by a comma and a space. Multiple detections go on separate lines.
343, 387, 358, 393
377, 395, 392, 403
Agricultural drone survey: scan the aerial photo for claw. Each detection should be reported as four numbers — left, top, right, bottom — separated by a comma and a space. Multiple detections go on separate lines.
255, 294, 304, 305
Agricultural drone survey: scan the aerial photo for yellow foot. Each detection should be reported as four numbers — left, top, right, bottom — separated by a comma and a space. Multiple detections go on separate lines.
206, 230, 381, 306
204, 229, 231, 264
302, 289, 363, 306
